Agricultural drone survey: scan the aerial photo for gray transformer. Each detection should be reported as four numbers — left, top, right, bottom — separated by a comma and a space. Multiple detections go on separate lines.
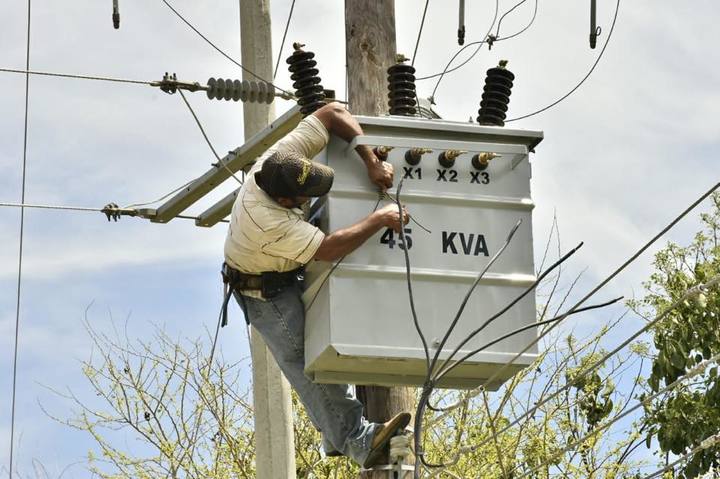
303, 115, 543, 390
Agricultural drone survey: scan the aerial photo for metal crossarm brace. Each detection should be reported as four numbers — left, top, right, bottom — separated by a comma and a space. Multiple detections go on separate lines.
152, 105, 302, 223
195, 188, 240, 227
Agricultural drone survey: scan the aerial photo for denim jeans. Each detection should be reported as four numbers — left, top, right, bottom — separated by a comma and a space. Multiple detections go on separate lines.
235, 282, 378, 465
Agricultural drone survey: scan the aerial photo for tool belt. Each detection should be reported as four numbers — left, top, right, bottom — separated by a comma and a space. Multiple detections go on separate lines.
220, 262, 303, 326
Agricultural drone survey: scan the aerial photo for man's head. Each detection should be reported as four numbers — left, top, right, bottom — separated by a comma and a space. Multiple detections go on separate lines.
255, 151, 334, 208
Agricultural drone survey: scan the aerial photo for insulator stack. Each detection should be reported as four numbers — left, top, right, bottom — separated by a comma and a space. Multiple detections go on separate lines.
477, 60, 515, 127
286, 43, 326, 116
387, 61, 417, 116
206, 78, 274, 104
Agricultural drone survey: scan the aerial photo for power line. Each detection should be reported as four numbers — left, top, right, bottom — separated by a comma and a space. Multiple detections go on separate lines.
0, 67, 153, 86
9, 1, 32, 477
273, 0, 297, 79
411, 0, 431, 67
160, 0, 293, 97
506, 0, 620, 122
0, 202, 227, 223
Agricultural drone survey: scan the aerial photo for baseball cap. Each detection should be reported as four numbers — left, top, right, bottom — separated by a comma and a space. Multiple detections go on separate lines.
255, 151, 334, 198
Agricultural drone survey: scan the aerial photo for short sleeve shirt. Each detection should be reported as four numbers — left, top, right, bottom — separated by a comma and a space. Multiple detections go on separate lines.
223, 115, 330, 296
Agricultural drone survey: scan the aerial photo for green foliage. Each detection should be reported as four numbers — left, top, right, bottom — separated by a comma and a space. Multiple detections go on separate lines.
634, 192, 720, 478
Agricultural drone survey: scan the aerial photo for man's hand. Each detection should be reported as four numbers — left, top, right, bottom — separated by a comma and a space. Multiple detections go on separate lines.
367, 160, 394, 191
375, 203, 409, 233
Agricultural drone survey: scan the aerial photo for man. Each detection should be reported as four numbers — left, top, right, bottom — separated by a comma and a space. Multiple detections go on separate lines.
223, 102, 411, 469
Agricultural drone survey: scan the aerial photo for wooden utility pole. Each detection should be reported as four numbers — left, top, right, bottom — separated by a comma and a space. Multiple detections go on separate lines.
240, 1, 297, 478
345, 2, 416, 477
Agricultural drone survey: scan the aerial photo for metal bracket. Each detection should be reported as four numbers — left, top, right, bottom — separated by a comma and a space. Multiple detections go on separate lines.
151, 72, 207, 95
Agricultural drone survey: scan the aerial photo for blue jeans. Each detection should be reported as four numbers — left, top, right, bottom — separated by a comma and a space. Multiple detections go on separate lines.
235, 282, 378, 465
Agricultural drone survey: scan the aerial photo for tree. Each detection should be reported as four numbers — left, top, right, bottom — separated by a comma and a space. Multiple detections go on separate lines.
634, 193, 720, 479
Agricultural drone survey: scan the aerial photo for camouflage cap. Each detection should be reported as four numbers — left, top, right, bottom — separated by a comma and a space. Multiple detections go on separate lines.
255, 151, 334, 198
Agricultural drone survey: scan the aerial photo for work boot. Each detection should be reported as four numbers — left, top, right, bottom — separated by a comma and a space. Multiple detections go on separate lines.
362, 412, 412, 469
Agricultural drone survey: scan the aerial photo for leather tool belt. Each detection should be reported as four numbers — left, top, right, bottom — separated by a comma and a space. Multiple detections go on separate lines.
220, 262, 303, 326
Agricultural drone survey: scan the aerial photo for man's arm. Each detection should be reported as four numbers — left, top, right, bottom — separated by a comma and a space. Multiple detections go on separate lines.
313, 204, 408, 262
312, 103, 394, 191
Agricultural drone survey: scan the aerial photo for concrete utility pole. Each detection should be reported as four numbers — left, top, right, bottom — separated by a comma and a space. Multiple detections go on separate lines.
345, 2, 416, 477
240, 1, 297, 478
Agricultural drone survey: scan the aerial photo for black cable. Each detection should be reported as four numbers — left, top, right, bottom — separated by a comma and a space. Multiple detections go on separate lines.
506, 0, 620, 122
435, 296, 623, 383
9, 2, 31, 476
427, 220, 522, 380
273, 0, 297, 80
395, 179, 431, 372
433, 241, 584, 381
160, 0, 293, 97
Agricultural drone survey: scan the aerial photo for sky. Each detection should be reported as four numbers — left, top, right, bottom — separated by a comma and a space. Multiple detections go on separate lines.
1, 0, 719, 477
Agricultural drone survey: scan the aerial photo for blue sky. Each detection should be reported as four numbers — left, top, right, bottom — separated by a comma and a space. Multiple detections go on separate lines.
2, 0, 719, 477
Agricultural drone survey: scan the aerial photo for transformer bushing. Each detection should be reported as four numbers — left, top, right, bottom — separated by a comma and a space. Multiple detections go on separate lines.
477, 60, 515, 127
387, 61, 417, 116
286, 43, 326, 116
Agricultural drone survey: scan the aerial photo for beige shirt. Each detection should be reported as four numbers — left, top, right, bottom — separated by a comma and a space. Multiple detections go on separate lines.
224, 115, 329, 296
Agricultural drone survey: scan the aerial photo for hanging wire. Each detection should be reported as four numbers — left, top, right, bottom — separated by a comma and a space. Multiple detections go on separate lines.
495, 0, 538, 42
273, 0, 297, 79
9, 2, 32, 476
177, 90, 244, 185
160, 0, 293, 97
428, 0, 499, 102
506, 0, 621, 122
415, 0, 538, 84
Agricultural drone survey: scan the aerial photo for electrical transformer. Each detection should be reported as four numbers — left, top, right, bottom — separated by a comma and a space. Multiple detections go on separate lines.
303, 115, 543, 389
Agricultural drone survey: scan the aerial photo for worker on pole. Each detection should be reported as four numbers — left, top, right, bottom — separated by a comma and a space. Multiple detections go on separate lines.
223, 101, 411, 469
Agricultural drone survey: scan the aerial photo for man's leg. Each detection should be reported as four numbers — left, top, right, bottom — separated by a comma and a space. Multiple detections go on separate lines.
236, 284, 377, 465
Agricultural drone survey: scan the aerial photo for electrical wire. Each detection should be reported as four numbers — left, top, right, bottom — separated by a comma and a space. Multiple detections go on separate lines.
122, 179, 196, 209
160, 0, 293, 97
395, 178, 431, 372
429, 180, 720, 426
495, 0, 530, 39
0, 202, 228, 223
411, 0, 431, 67
428, 0, 499, 102
418, 182, 720, 472
415, 0, 538, 84
9, 2, 31, 476
0, 67, 153, 86
445, 276, 719, 459
506, 0, 620, 122
177, 90, 244, 186
273, 0, 297, 80
513, 352, 720, 479
433, 241, 583, 382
